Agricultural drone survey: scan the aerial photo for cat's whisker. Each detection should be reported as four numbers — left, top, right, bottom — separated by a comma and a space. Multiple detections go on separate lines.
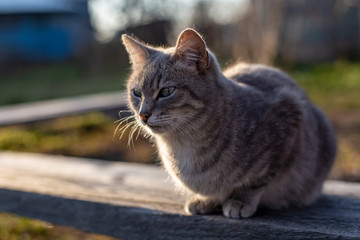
113, 119, 131, 140
128, 123, 138, 148
119, 121, 137, 140
115, 115, 134, 124
135, 125, 142, 140
133, 124, 143, 145
142, 130, 152, 139
127, 127, 134, 148
114, 115, 134, 124
113, 116, 136, 140
116, 120, 136, 133
118, 109, 132, 118
129, 122, 144, 149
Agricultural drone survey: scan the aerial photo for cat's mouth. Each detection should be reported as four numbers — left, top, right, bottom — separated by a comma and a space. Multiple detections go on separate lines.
139, 120, 170, 134
136, 115, 170, 134
146, 123, 160, 129
144, 123, 168, 134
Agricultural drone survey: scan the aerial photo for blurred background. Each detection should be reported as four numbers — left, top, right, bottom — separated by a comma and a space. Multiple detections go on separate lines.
0, 0, 360, 239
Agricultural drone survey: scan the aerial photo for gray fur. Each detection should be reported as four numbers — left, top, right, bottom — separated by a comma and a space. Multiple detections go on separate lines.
121, 29, 336, 218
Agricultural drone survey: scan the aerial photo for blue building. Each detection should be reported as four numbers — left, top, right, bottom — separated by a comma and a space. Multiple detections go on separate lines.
0, 0, 93, 62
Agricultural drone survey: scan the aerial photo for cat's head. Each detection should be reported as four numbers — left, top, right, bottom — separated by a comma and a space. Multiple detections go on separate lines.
122, 28, 220, 136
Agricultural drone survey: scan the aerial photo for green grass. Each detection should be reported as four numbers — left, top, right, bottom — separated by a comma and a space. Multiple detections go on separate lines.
1, 62, 128, 105
0, 212, 118, 240
0, 213, 50, 240
290, 60, 360, 112
0, 112, 155, 163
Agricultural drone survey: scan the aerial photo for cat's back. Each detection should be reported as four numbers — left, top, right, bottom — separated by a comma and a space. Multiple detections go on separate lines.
224, 63, 302, 97
224, 63, 336, 208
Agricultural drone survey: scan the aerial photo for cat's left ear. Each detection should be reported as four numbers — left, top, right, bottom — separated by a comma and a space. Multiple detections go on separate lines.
173, 28, 209, 71
122, 34, 151, 66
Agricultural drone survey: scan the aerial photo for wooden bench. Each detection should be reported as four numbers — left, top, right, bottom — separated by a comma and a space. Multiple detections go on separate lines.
0, 94, 359, 239
0, 151, 359, 239
0, 91, 127, 126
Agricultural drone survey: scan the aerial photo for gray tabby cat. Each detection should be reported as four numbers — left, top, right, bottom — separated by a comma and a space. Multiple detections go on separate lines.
121, 28, 336, 218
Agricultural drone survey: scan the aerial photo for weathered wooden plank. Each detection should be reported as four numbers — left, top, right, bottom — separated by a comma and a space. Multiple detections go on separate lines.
0, 152, 359, 239
0, 91, 127, 126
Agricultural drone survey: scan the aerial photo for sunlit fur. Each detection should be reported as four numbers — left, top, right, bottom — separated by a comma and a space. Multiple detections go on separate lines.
121, 29, 337, 219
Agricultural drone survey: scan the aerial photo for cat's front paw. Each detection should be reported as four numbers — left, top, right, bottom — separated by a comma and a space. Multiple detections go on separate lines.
185, 196, 220, 215
222, 199, 257, 219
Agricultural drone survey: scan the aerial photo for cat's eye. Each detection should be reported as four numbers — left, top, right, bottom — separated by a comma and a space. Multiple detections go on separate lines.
132, 88, 142, 98
158, 87, 175, 98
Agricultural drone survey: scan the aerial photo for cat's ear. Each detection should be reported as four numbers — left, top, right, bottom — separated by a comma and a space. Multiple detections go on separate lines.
122, 34, 150, 66
173, 28, 209, 70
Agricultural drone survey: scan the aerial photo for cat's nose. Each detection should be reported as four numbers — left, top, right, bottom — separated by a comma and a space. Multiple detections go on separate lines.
139, 112, 152, 123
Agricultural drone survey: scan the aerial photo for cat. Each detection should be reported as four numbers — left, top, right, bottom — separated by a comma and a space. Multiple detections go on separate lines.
121, 28, 337, 218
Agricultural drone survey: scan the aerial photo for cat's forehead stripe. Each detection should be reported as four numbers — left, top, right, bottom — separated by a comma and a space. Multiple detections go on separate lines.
145, 60, 169, 90
145, 69, 162, 90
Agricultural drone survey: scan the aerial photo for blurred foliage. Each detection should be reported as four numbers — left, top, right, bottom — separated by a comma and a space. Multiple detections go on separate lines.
0, 112, 156, 164
0, 62, 127, 105
0, 61, 359, 181
292, 61, 360, 111
0, 212, 118, 240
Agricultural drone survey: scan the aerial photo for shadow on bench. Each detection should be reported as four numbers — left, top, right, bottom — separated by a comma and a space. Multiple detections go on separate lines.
0, 152, 359, 240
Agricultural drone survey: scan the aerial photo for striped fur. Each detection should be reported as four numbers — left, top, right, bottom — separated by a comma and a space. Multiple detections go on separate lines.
122, 29, 337, 218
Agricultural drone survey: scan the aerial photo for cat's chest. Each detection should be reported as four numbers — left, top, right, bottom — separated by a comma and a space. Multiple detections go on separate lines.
157, 138, 197, 174
156, 137, 223, 195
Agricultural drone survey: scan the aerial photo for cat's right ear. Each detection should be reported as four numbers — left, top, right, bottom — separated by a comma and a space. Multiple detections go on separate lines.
122, 35, 150, 67
173, 28, 209, 71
